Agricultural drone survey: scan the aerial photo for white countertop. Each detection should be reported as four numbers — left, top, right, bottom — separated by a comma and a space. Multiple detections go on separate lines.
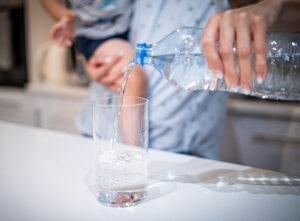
0, 121, 300, 221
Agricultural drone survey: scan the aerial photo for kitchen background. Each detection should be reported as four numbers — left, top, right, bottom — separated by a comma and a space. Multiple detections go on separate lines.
0, 0, 299, 176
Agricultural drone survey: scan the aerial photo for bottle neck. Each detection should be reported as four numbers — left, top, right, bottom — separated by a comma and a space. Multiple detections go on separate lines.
134, 43, 152, 66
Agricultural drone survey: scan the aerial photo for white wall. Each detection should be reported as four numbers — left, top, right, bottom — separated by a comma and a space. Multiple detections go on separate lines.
25, 0, 54, 83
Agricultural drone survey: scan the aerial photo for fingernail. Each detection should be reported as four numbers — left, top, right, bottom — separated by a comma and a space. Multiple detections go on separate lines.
214, 70, 223, 79
230, 85, 239, 93
257, 76, 263, 84
241, 86, 251, 95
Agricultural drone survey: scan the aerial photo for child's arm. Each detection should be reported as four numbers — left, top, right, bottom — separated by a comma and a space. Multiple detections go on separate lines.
90, 39, 148, 146
41, 0, 74, 20
120, 65, 148, 146
91, 39, 148, 97
41, 0, 76, 47
123, 65, 148, 98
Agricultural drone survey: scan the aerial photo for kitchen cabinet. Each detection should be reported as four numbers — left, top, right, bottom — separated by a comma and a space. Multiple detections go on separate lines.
220, 97, 300, 176
0, 88, 35, 126
1, 87, 299, 175
0, 85, 86, 134
32, 96, 83, 133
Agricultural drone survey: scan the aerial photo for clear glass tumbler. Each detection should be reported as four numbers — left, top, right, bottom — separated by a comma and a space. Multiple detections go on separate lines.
92, 96, 149, 207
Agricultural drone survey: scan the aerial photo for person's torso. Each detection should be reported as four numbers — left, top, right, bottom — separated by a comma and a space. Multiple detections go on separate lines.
130, 0, 228, 158
77, 0, 229, 159
69, 0, 132, 39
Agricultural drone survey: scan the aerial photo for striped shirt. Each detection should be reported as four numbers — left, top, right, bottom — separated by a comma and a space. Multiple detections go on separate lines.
77, 0, 229, 159
69, 0, 132, 39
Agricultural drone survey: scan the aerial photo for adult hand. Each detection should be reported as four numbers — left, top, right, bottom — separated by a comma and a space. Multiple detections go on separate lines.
51, 11, 76, 47
86, 55, 124, 92
201, 0, 283, 91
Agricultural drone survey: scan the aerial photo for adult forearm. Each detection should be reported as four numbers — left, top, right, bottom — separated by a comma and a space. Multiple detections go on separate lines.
272, 0, 300, 32
230, 0, 300, 32
41, 0, 73, 20
228, 0, 259, 8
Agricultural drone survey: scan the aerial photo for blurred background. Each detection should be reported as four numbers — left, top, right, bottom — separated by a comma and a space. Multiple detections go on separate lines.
0, 0, 299, 176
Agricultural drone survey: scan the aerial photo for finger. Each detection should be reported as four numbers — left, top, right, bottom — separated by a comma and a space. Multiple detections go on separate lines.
63, 18, 75, 40
236, 13, 252, 92
87, 56, 101, 67
68, 11, 76, 18
110, 83, 121, 93
86, 56, 117, 80
95, 56, 121, 81
96, 56, 116, 65
56, 35, 64, 47
252, 15, 267, 83
51, 26, 62, 43
89, 55, 116, 67
201, 14, 224, 77
101, 71, 124, 86
101, 65, 125, 86
85, 57, 105, 80
67, 39, 73, 47
51, 18, 74, 43
50, 23, 59, 39
219, 11, 239, 89
103, 81, 120, 93
63, 38, 73, 47
111, 77, 123, 93
51, 19, 66, 40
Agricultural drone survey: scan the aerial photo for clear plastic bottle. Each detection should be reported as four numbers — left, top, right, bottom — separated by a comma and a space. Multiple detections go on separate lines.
134, 27, 300, 101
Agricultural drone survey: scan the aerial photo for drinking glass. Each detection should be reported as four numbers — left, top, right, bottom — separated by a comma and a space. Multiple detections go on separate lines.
92, 96, 149, 207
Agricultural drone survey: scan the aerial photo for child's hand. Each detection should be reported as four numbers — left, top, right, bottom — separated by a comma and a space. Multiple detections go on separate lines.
100, 54, 133, 92
86, 55, 122, 92
89, 39, 136, 92
51, 11, 76, 47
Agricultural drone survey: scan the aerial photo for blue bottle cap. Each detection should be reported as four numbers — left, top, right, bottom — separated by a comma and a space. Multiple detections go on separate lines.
135, 42, 152, 66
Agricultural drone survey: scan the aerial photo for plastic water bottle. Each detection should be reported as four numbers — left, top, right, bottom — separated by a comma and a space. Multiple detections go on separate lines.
134, 27, 300, 101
